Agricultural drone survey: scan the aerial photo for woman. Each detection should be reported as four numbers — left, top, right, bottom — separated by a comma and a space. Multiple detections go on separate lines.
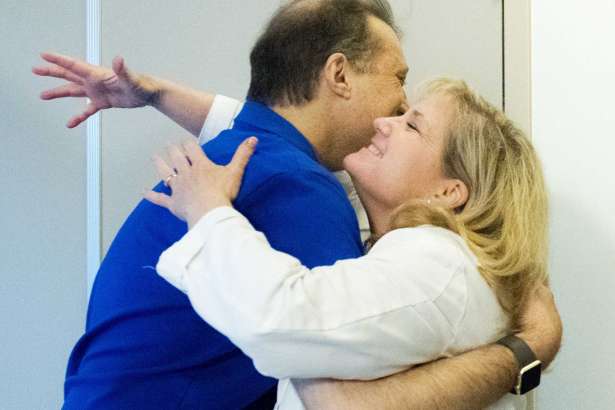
145, 78, 548, 409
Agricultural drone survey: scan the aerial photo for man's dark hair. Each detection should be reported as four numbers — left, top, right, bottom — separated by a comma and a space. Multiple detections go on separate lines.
247, 0, 398, 106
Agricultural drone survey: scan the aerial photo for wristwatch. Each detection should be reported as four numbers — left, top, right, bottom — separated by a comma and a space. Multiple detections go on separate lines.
496, 335, 542, 395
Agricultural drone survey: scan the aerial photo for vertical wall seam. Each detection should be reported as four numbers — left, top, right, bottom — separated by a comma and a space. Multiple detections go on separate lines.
86, 0, 102, 300
502, 0, 506, 112
527, 0, 533, 139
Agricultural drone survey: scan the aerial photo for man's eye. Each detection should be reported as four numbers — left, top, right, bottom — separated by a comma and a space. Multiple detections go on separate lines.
407, 123, 418, 131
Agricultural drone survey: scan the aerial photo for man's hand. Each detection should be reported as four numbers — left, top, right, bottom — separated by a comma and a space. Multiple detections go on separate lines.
517, 284, 563, 369
33, 52, 160, 128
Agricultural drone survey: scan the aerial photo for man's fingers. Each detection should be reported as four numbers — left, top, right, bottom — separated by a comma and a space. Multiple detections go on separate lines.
32, 65, 84, 84
40, 52, 92, 78
143, 190, 172, 209
66, 115, 86, 129
66, 102, 99, 128
40, 83, 86, 100
229, 137, 258, 177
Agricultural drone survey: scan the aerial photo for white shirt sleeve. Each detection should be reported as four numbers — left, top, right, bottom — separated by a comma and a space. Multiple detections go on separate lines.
157, 207, 469, 380
197, 95, 244, 144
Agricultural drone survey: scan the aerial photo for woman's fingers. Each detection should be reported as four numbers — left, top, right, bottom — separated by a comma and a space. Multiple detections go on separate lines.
167, 144, 191, 172
40, 83, 86, 100
181, 139, 208, 167
228, 137, 258, 178
152, 155, 177, 185
40, 52, 92, 78
32, 65, 84, 84
143, 190, 172, 209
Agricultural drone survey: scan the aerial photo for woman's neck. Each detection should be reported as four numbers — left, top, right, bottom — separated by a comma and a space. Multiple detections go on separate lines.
357, 190, 393, 239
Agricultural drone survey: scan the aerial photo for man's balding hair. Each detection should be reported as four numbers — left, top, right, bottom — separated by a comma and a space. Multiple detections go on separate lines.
247, 0, 398, 107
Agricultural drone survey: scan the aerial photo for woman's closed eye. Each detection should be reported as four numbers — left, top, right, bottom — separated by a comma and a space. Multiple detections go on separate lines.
406, 122, 419, 132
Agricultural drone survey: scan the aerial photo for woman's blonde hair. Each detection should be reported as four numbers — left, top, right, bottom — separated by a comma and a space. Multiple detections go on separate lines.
388, 78, 549, 329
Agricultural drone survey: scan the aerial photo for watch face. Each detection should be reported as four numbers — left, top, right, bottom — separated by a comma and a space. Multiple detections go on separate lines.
520, 361, 542, 394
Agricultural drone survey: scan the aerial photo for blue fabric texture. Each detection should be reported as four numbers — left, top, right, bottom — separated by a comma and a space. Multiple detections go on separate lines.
63, 101, 364, 410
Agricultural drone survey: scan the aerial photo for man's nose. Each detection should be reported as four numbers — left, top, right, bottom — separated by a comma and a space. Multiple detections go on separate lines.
399, 100, 409, 115
401, 88, 409, 112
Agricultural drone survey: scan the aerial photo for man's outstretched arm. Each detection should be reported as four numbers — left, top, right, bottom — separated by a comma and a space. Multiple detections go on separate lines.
34, 52, 215, 135
296, 285, 562, 410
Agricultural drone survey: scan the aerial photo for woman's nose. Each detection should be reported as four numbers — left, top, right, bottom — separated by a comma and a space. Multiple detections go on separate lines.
373, 117, 393, 137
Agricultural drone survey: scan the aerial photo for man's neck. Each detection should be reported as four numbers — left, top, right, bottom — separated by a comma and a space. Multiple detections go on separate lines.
272, 102, 336, 169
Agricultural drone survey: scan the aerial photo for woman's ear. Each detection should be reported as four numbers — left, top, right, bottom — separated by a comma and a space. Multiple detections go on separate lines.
323, 53, 352, 99
435, 179, 469, 210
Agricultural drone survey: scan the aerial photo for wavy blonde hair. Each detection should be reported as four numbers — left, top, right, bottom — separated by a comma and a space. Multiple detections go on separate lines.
388, 78, 549, 329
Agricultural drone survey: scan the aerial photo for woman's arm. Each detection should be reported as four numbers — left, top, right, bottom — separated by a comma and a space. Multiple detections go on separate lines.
156, 202, 467, 380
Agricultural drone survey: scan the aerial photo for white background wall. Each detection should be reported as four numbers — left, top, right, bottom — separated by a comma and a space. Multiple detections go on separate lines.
532, 1, 615, 408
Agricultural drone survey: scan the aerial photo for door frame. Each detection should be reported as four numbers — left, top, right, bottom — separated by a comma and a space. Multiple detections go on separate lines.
503, 0, 532, 137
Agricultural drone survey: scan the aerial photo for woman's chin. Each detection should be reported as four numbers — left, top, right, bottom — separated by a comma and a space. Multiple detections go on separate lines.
343, 150, 376, 194
343, 147, 371, 173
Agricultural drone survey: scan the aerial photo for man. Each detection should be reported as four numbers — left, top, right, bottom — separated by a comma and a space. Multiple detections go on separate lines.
36, 0, 561, 409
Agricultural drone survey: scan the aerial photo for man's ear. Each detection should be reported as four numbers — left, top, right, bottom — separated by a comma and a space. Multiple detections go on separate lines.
435, 179, 469, 210
323, 53, 352, 99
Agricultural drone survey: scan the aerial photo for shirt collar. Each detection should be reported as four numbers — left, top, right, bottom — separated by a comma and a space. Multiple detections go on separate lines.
233, 100, 318, 161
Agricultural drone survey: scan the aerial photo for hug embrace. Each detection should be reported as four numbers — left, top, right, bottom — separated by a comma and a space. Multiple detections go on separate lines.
35, 0, 561, 409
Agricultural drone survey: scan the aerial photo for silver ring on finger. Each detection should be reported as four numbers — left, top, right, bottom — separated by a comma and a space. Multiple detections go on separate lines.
164, 173, 178, 187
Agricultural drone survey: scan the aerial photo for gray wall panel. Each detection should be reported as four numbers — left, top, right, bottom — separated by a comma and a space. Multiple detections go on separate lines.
396, 0, 503, 108
0, 1, 87, 409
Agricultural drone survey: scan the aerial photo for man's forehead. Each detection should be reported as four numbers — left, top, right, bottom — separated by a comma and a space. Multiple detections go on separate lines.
367, 17, 408, 73
378, 47, 409, 76
387, 36, 408, 74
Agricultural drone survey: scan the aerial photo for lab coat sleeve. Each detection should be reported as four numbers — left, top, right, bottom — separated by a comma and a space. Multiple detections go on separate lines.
156, 206, 469, 380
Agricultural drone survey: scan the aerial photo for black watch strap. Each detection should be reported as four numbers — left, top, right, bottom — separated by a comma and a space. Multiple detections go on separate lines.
496, 335, 537, 367
496, 335, 542, 395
